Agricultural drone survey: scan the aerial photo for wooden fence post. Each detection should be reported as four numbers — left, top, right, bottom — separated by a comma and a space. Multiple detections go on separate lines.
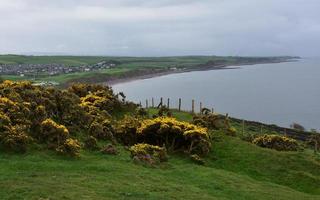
152, 98, 154, 108
211, 108, 214, 113
146, 99, 148, 108
200, 102, 202, 114
284, 128, 287, 136
160, 97, 163, 106
178, 98, 181, 111
242, 119, 245, 134
167, 98, 170, 109
191, 99, 195, 113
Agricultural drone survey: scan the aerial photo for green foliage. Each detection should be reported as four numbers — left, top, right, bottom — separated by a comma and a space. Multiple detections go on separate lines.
193, 112, 237, 136
130, 143, 168, 165
137, 117, 211, 156
88, 119, 115, 141
115, 115, 140, 146
56, 138, 81, 157
252, 134, 299, 151
307, 132, 320, 150
101, 144, 118, 155
0, 81, 129, 156
40, 119, 69, 148
0, 125, 31, 153
84, 136, 99, 150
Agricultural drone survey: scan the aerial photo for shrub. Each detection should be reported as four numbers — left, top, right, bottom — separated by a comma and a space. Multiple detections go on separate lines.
226, 127, 237, 136
307, 132, 320, 151
130, 143, 168, 165
137, 117, 211, 156
115, 116, 140, 145
0, 125, 31, 153
39, 119, 69, 147
135, 107, 148, 117
56, 138, 81, 157
0, 81, 132, 156
84, 136, 99, 150
88, 119, 115, 141
193, 113, 237, 136
101, 144, 118, 155
252, 134, 298, 151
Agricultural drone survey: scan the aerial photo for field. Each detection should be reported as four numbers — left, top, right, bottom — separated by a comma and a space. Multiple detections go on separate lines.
0, 55, 293, 85
0, 109, 319, 200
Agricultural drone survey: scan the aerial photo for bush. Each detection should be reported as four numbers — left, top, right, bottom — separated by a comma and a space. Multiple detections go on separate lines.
84, 136, 99, 150
252, 134, 298, 151
137, 117, 211, 156
101, 144, 118, 155
0, 81, 132, 156
88, 119, 115, 141
130, 143, 168, 165
56, 138, 81, 157
226, 127, 237, 136
0, 125, 31, 153
39, 119, 69, 147
307, 133, 320, 151
115, 116, 140, 146
193, 113, 237, 136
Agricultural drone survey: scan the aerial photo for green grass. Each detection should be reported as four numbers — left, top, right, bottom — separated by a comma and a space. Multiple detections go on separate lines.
0, 135, 319, 199
0, 55, 287, 84
0, 109, 319, 199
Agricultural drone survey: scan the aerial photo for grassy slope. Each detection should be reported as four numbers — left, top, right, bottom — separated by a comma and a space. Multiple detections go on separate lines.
0, 110, 319, 200
0, 55, 282, 84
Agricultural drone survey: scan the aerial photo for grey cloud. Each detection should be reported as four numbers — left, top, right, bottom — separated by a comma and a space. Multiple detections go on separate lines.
0, 0, 319, 56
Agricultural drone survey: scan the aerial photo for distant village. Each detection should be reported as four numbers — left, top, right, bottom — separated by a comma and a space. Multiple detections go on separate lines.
0, 60, 118, 77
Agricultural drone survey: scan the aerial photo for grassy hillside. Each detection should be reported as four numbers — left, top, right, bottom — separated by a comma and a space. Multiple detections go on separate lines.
0, 81, 317, 200
0, 55, 294, 85
0, 132, 319, 200
0, 109, 319, 200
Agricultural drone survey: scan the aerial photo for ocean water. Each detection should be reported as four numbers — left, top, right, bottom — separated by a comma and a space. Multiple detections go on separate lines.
113, 58, 320, 130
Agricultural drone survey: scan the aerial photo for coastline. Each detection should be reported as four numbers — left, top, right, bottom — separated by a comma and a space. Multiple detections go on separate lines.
106, 59, 297, 86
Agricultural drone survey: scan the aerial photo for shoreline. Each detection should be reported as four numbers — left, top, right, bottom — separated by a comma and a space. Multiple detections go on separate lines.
106, 59, 297, 86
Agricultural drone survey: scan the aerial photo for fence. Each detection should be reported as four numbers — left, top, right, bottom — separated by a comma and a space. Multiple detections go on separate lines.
139, 97, 214, 114
137, 97, 314, 148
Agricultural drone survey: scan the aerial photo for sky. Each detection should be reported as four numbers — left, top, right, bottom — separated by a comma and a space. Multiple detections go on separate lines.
0, 0, 319, 57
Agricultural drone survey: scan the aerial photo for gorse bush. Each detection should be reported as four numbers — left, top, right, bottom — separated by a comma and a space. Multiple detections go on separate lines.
0, 80, 132, 155
56, 138, 81, 157
115, 115, 140, 146
0, 125, 31, 153
84, 136, 99, 150
137, 117, 211, 156
193, 112, 236, 136
40, 119, 69, 147
115, 116, 212, 157
252, 134, 298, 151
88, 119, 115, 141
130, 143, 168, 165
0, 81, 212, 160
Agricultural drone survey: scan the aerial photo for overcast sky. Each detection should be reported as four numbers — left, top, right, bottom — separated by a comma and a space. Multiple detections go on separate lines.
0, 0, 319, 56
